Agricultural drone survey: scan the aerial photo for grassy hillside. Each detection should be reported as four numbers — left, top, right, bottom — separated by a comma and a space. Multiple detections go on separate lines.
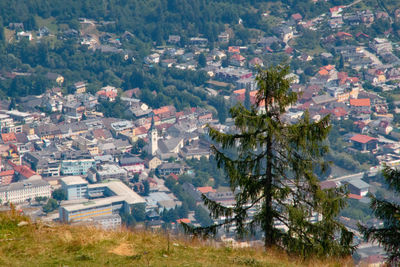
0, 210, 353, 266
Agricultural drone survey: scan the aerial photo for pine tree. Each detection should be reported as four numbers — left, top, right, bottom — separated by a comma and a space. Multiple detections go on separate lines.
244, 86, 251, 110
198, 53, 207, 68
359, 166, 400, 265
183, 65, 354, 258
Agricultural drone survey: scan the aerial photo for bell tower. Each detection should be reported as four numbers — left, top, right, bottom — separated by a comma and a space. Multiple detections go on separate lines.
149, 116, 158, 156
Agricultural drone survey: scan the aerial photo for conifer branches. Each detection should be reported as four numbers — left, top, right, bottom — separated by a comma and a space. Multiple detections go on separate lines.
184, 65, 355, 258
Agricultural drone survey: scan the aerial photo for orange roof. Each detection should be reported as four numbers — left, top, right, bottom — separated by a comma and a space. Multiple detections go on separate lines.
348, 77, 359, 83
228, 46, 240, 53
350, 134, 377, 144
350, 98, 370, 107
0, 170, 14, 176
337, 72, 348, 80
153, 106, 171, 115
1, 133, 17, 143
348, 194, 362, 200
234, 89, 246, 95
337, 32, 352, 37
197, 186, 216, 194
318, 69, 329, 76
231, 54, 245, 61
134, 126, 147, 136
323, 65, 335, 71
97, 90, 117, 98
177, 218, 191, 224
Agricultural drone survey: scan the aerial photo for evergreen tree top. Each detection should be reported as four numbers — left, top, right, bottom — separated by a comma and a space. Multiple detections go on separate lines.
183, 65, 355, 259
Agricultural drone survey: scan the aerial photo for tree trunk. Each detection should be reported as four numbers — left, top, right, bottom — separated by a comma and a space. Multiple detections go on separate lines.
264, 133, 274, 249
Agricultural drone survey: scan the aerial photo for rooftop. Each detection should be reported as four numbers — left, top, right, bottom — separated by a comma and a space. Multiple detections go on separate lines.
61, 176, 88, 186
0, 179, 49, 193
350, 134, 377, 144
350, 98, 370, 107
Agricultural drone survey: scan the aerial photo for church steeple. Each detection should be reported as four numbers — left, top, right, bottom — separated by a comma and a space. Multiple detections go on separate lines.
149, 115, 158, 156
150, 115, 155, 130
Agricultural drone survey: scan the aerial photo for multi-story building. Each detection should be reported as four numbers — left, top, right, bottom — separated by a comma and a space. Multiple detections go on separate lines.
87, 164, 127, 183
0, 179, 51, 204
0, 170, 14, 186
60, 158, 96, 176
156, 163, 184, 176
59, 181, 145, 223
60, 176, 88, 200
4, 110, 34, 124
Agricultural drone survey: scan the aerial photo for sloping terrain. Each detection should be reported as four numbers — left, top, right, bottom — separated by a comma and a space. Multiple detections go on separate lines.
0, 210, 353, 267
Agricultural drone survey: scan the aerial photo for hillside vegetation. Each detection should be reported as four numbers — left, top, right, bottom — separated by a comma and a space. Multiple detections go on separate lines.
0, 210, 353, 266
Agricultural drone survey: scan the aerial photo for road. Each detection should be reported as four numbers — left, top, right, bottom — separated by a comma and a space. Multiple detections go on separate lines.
328, 166, 381, 183
345, 0, 362, 8
363, 48, 383, 66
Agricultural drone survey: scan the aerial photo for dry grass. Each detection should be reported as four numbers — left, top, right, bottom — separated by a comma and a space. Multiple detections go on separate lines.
0, 210, 354, 266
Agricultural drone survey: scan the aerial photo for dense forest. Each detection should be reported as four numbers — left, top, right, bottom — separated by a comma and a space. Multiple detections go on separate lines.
0, 0, 371, 115
0, 0, 353, 39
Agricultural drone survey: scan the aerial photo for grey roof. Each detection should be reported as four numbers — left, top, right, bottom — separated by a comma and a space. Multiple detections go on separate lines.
120, 156, 143, 166
345, 179, 370, 189
59, 122, 88, 134
158, 137, 183, 154
312, 94, 336, 105
158, 162, 183, 170
61, 176, 88, 186
0, 179, 50, 193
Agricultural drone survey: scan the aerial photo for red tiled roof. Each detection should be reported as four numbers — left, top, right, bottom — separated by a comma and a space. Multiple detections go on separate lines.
348, 194, 362, 200
356, 32, 370, 38
0, 170, 14, 176
350, 98, 370, 107
134, 126, 147, 136
285, 47, 294, 54
197, 186, 216, 194
231, 54, 245, 61
153, 105, 173, 115
318, 69, 329, 76
177, 218, 191, 224
1, 133, 17, 143
324, 64, 335, 71
337, 72, 348, 80
13, 164, 36, 178
291, 13, 303, 20
228, 46, 240, 53
350, 134, 377, 144
332, 107, 347, 117
337, 32, 353, 38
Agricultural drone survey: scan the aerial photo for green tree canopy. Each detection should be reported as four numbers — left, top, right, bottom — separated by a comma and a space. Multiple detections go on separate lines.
184, 65, 354, 258
359, 166, 400, 265
52, 188, 67, 202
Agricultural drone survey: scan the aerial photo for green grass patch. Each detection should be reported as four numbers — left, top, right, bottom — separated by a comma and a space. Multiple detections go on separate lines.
0, 210, 354, 266
35, 16, 58, 33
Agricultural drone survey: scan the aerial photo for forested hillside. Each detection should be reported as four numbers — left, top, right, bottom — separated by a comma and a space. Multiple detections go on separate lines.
0, 0, 352, 40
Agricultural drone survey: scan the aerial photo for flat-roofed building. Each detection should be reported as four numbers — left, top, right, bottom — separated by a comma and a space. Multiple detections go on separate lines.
87, 164, 128, 183
60, 176, 88, 200
59, 181, 145, 223
344, 179, 370, 197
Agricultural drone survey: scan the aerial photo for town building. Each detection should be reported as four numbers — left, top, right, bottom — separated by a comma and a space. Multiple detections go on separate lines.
0, 179, 50, 204
350, 134, 378, 152
59, 181, 145, 223
60, 176, 89, 200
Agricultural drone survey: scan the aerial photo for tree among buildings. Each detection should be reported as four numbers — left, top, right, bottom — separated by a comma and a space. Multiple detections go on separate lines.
359, 166, 400, 265
184, 66, 355, 258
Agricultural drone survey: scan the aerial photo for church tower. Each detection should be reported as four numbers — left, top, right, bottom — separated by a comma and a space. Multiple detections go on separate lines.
149, 116, 158, 156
